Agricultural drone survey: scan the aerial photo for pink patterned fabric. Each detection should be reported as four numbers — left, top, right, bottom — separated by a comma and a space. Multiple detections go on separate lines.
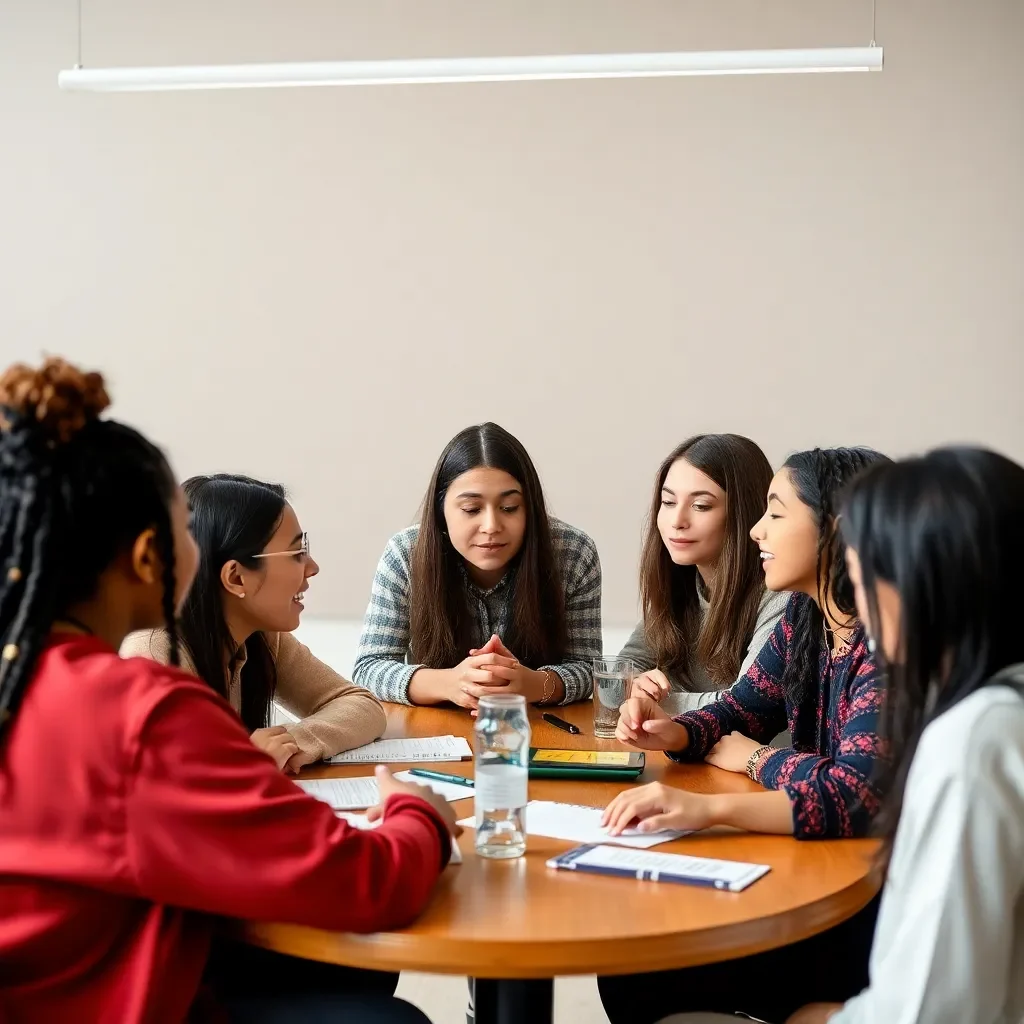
671, 595, 886, 838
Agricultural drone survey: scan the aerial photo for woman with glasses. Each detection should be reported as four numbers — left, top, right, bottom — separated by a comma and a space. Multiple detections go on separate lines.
122, 474, 386, 771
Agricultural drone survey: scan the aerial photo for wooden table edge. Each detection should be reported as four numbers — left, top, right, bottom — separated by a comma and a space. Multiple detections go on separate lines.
236, 868, 879, 978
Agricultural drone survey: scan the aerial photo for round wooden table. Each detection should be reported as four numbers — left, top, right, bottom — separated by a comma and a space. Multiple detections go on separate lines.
239, 702, 879, 1023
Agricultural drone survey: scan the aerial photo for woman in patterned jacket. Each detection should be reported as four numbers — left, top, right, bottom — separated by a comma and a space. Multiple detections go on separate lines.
598, 447, 891, 1024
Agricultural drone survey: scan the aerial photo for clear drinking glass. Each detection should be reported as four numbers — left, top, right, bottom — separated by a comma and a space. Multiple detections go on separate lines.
474, 693, 530, 859
593, 657, 633, 738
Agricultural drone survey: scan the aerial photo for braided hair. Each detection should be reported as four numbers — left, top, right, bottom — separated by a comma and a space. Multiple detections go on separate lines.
0, 358, 180, 740
779, 447, 890, 708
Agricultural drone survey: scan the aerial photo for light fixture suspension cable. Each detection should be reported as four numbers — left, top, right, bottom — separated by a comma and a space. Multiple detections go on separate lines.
871, 0, 877, 47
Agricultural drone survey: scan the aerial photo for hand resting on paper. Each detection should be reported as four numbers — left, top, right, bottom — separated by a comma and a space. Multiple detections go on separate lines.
367, 765, 464, 839
601, 782, 716, 836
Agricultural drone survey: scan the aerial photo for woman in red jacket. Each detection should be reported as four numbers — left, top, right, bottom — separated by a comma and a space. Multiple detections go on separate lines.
0, 357, 456, 1023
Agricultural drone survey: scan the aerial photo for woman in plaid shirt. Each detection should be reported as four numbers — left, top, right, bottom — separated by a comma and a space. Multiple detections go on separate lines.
353, 422, 602, 708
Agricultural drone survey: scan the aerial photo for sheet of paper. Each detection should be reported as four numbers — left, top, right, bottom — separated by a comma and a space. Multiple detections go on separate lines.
327, 736, 472, 764
296, 777, 380, 810
335, 811, 462, 865
297, 771, 473, 810
457, 800, 690, 849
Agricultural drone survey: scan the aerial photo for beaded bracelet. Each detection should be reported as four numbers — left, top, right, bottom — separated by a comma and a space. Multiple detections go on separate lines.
745, 744, 773, 782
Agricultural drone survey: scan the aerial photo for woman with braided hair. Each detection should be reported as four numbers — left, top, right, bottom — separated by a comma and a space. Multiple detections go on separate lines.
0, 357, 456, 1023
598, 447, 890, 1024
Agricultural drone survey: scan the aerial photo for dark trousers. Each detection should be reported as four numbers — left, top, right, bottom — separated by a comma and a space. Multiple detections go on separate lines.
598, 896, 879, 1024
200, 940, 431, 1024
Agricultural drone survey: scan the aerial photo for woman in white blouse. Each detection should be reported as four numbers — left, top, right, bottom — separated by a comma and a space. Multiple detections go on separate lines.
658, 445, 1024, 1024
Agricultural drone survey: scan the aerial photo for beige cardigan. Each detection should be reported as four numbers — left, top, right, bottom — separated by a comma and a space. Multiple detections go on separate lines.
121, 629, 387, 761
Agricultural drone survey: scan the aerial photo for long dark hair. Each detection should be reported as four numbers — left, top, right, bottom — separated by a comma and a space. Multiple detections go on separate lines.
780, 447, 890, 704
639, 434, 772, 685
842, 446, 1024, 851
409, 422, 568, 669
176, 474, 286, 731
0, 358, 179, 738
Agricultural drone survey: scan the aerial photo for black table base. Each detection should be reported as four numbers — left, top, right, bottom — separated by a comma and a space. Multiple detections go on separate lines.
471, 977, 554, 1024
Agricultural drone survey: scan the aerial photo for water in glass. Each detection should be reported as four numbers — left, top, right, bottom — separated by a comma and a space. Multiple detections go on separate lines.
593, 657, 632, 738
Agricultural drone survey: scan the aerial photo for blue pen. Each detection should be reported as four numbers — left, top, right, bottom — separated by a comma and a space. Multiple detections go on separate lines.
409, 768, 474, 787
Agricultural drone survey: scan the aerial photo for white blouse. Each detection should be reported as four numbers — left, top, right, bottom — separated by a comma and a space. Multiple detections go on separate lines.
833, 672, 1024, 1024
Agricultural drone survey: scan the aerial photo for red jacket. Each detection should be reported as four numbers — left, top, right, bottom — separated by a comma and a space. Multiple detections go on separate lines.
0, 635, 450, 1023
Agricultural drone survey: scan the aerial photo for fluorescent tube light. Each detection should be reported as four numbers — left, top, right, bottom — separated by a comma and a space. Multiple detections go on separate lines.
58, 46, 883, 92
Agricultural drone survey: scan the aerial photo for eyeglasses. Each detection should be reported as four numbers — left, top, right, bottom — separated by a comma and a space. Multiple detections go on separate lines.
252, 533, 310, 562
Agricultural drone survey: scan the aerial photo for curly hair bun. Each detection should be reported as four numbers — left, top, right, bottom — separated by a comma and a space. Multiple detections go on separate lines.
0, 357, 110, 445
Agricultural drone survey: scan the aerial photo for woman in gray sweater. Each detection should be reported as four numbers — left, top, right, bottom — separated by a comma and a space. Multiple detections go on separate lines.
621, 434, 787, 714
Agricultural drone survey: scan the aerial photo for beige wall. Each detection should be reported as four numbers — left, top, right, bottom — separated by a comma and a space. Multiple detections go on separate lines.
1, 0, 1022, 625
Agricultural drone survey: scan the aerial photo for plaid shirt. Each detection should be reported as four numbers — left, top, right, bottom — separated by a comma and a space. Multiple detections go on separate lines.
353, 519, 602, 706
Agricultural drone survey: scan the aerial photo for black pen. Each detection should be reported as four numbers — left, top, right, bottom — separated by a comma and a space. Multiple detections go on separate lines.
542, 713, 580, 735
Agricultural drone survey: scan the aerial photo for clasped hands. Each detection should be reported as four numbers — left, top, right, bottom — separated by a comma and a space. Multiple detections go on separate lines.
449, 633, 550, 711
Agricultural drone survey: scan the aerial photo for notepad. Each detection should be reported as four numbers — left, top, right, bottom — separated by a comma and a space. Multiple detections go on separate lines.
326, 736, 473, 764
457, 800, 690, 849
547, 844, 769, 891
296, 771, 474, 810
336, 811, 463, 865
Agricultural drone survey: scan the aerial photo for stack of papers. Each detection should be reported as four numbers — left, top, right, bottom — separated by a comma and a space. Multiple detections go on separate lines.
457, 801, 690, 849
296, 771, 473, 810
327, 736, 472, 764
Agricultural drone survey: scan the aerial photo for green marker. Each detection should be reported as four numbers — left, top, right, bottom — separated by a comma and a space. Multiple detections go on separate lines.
409, 768, 474, 787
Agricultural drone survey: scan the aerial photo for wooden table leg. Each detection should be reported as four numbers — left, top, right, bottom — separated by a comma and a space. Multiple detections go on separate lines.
472, 978, 554, 1024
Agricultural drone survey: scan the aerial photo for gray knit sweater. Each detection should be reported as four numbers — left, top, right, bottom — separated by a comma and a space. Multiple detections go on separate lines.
618, 585, 789, 715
